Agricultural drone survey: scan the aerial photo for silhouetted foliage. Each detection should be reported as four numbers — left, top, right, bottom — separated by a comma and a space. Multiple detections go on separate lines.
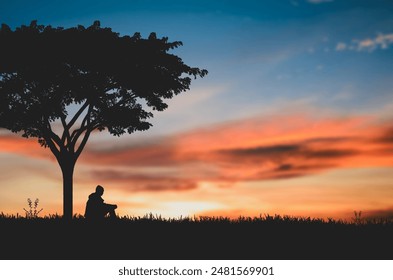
23, 198, 43, 218
0, 20, 208, 220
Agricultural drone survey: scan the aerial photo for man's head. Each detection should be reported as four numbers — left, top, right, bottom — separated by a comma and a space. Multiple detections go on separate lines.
96, 185, 104, 196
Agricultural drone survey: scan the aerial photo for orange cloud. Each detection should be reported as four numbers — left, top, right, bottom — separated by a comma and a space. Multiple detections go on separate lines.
83, 139, 180, 166
90, 169, 198, 192
76, 113, 393, 191
0, 132, 52, 160
1, 112, 393, 194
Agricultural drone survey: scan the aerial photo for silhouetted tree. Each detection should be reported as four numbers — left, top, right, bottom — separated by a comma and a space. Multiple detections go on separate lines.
0, 20, 207, 220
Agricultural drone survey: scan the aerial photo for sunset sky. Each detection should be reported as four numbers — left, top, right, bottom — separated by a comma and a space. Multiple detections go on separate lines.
1, 0, 393, 220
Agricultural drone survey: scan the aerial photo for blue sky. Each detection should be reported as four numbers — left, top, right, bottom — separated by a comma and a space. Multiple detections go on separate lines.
1, 0, 393, 218
1, 2, 392, 132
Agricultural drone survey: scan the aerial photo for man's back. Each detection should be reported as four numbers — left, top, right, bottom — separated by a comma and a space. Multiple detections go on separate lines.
85, 192, 104, 219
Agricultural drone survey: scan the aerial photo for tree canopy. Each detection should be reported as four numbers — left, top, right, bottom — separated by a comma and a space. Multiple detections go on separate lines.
0, 20, 207, 144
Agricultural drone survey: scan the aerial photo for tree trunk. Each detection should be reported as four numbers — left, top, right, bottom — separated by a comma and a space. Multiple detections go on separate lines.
60, 158, 76, 220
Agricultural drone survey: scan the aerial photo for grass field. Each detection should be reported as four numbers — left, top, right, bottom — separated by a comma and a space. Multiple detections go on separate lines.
1, 213, 393, 260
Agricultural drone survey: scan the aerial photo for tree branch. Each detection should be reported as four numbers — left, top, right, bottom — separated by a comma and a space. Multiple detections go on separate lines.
70, 126, 88, 148
75, 128, 92, 159
47, 126, 64, 150
41, 129, 60, 160
70, 104, 95, 152
60, 115, 72, 149
72, 113, 105, 159
67, 100, 89, 129
42, 116, 64, 151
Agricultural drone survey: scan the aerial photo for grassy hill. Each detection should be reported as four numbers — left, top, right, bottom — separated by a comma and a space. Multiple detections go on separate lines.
1, 213, 392, 260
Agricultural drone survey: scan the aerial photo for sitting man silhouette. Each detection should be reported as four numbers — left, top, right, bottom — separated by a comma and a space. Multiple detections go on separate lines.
85, 185, 118, 220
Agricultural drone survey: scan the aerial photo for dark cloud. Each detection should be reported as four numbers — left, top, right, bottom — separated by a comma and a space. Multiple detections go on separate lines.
303, 149, 358, 158
220, 144, 301, 157
218, 144, 358, 160
375, 128, 393, 144
275, 163, 294, 171
255, 163, 338, 181
261, 172, 308, 180
274, 163, 336, 172
206, 141, 361, 184
305, 137, 354, 144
